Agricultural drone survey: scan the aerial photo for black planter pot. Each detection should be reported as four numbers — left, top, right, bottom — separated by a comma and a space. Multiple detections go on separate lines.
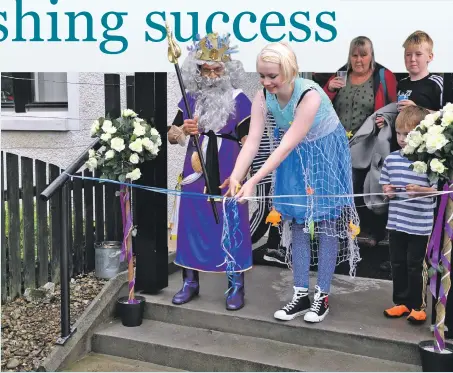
418, 340, 453, 372
117, 296, 146, 327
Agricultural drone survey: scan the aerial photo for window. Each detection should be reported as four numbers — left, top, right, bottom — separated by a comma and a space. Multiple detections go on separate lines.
1, 73, 14, 106
31, 73, 68, 105
1, 72, 79, 131
1, 72, 68, 111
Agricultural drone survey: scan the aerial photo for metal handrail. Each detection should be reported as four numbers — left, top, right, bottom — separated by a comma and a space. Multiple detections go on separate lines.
39, 137, 100, 345
40, 138, 100, 201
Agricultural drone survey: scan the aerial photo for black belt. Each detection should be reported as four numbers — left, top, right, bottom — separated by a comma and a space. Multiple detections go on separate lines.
203, 130, 239, 196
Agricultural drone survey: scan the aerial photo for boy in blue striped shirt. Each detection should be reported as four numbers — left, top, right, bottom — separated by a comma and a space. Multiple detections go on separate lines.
379, 106, 436, 324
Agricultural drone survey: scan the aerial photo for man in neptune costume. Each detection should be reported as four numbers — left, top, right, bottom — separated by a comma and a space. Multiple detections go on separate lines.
167, 32, 253, 311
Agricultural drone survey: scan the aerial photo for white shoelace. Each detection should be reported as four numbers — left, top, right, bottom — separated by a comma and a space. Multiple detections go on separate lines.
283, 288, 307, 312
310, 285, 327, 313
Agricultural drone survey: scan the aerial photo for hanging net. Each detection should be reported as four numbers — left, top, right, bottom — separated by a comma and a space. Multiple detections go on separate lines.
257, 80, 361, 277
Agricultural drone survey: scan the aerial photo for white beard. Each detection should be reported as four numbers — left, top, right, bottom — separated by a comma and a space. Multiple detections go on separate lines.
193, 76, 236, 134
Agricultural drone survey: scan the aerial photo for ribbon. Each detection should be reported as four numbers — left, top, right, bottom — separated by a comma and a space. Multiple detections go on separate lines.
220, 198, 244, 291
427, 183, 449, 300
119, 186, 138, 304
64, 172, 449, 203
427, 182, 453, 351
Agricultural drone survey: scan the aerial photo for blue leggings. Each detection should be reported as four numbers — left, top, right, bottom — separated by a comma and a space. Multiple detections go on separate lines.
292, 222, 338, 293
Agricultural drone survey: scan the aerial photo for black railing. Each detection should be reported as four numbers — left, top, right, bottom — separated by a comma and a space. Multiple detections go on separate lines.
39, 138, 100, 344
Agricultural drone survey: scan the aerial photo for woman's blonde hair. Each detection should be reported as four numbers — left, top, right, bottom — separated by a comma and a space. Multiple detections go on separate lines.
346, 36, 375, 72
257, 42, 299, 83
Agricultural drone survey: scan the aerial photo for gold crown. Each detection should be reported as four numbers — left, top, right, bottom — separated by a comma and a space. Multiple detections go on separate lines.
189, 33, 237, 63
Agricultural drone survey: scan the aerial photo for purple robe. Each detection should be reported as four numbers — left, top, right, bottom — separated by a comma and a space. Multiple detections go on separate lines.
174, 91, 252, 273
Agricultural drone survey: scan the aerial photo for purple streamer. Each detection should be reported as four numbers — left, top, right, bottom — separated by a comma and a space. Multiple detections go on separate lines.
427, 184, 449, 300
120, 186, 137, 304
119, 187, 133, 262
428, 182, 453, 352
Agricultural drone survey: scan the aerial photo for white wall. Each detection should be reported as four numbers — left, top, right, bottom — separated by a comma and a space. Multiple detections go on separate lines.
1, 73, 128, 169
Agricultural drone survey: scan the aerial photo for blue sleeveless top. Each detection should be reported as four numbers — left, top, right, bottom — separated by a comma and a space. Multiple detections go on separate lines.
266, 78, 340, 141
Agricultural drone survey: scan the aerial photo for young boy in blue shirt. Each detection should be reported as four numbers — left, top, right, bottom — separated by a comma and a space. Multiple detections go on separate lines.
380, 106, 436, 324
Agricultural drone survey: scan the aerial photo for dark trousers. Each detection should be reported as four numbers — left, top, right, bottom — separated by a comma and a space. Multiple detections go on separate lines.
389, 230, 428, 310
353, 168, 387, 242
250, 183, 281, 250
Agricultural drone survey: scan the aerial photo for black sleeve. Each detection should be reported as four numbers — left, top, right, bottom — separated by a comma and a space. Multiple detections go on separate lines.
235, 117, 251, 140
172, 109, 184, 126
433, 80, 444, 111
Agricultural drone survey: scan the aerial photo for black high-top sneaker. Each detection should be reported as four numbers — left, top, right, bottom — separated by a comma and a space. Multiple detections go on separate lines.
274, 287, 310, 321
304, 285, 329, 323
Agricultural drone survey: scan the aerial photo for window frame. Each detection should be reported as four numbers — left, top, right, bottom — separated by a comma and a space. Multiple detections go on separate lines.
1, 73, 79, 131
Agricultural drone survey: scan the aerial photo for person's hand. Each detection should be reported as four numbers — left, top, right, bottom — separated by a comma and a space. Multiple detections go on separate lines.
397, 99, 416, 112
221, 177, 241, 197
375, 116, 386, 129
406, 184, 421, 198
234, 179, 256, 204
383, 184, 396, 199
328, 77, 346, 92
182, 116, 199, 136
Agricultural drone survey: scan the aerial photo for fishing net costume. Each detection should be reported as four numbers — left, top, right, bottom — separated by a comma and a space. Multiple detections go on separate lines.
263, 77, 361, 278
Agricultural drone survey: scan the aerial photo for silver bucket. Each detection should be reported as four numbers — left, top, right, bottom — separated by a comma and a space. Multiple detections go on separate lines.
94, 241, 127, 280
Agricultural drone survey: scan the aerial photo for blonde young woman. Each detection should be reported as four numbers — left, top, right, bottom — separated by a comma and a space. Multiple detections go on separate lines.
226, 42, 360, 323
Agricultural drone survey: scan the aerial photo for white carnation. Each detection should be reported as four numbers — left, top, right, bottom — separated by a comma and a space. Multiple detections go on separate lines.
441, 110, 453, 127
151, 142, 160, 156
412, 161, 428, 174
129, 138, 143, 153
122, 109, 137, 118
443, 103, 453, 112
100, 133, 111, 142
402, 144, 416, 155
129, 153, 140, 164
406, 131, 424, 148
110, 137, 125, 152
430, 158, 446, 174
420, 118, 435, 129
417, 143, 426, 153
104, 149, 115, 160
150, 128, 159, 137
102, 120, 117, 134
90, 120, 100, 136
425, 133, 449, 154
425, 112, 440, 123
141, 137, 153, 151
133, 123, 146, 137
85, 157, 97, 172
427, 125, 445, 135
126, 168, 142, 181
88, 149, 95, 158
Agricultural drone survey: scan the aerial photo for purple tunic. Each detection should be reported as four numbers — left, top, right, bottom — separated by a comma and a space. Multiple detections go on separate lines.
174, 91, 253, 273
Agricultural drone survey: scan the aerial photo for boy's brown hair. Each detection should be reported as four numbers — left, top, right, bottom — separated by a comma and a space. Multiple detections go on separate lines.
396, 106, 430, 132
403, 30, 434, 52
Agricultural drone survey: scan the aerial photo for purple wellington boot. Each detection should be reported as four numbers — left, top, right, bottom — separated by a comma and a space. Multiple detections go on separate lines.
226, 272, 245, 311
172, 269, 200, 305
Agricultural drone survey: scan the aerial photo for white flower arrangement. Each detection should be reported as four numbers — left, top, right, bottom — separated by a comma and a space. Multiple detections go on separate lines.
85, 109, 162, 305
403, 103, 453, 184
85, 109, 162, 182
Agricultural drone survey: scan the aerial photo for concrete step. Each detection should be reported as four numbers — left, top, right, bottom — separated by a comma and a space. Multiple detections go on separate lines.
140, 267, 431, 366
63, 352, 185, 372
92, 319, 420, 372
